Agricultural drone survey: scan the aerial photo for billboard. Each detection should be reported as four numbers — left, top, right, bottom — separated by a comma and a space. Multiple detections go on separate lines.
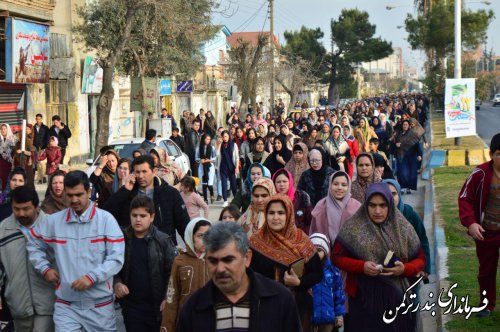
444, 78, 476, 138
5, 18, 50, 84
82, 56, 103, 94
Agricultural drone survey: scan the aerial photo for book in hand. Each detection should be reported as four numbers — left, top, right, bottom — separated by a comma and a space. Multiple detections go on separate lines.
383, 250, 400, 268
288, 257, 305, 278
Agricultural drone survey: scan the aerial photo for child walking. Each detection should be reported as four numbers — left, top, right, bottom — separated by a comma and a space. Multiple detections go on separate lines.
38, 136, 62, 177
161, 218, 212, 332
309, 233, 345, 332
114, 195, 178, 332
180, 176, 209, 219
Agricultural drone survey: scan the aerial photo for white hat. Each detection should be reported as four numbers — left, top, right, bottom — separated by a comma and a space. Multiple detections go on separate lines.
309, 233, 330, 257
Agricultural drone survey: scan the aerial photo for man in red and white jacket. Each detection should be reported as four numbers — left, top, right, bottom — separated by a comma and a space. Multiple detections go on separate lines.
28, 170, 124, 331
459, 133, 500, 317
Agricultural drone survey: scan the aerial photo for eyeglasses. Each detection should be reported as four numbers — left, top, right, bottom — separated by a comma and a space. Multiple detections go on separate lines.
310, 159, 322, 164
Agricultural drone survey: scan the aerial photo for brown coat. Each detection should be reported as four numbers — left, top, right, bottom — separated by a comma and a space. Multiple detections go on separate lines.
161, 248, 209, 332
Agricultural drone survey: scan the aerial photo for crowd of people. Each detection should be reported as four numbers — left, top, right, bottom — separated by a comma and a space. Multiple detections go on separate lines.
0, 93, 438, 332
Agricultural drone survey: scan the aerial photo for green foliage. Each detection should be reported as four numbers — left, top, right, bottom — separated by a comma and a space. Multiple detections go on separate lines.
405, 1, 494, 104
476, 72, 496, 101
283, 26, 327, 80
327, 9, 392, 102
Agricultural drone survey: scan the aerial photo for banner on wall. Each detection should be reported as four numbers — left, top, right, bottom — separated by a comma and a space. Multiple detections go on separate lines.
82, 56, 103, 94
5, 18, 50, 84
159, 79, 172, 96
444, 78, 476, 138
130, 77, 158, 113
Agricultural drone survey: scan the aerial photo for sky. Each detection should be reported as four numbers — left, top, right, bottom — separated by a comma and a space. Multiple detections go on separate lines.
212, 0, 500, 77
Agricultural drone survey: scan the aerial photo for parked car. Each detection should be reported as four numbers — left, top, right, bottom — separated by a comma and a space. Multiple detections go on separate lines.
493, 94, 500, 107
85, 137, 190, 177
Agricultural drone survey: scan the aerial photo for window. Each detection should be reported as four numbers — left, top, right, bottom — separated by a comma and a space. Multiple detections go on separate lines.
50, 33, 70, 58
47, 80, 68, 123
161, 140, 182, 157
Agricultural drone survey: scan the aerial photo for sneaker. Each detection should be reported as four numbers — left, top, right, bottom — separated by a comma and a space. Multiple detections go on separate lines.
210, 196, 214, 204
216, 195, 222, 201
475, 309, 491, 318
223, 201, 229, 207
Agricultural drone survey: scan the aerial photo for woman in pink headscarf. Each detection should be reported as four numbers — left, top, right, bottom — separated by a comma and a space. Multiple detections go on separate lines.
309, 170, 361, 258
273, 168, 313, 234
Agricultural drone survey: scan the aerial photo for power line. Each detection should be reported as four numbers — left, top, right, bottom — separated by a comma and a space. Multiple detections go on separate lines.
230, 0, 267, 33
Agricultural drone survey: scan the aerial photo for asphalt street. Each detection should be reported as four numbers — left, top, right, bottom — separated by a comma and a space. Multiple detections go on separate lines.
476, 101, 500, 146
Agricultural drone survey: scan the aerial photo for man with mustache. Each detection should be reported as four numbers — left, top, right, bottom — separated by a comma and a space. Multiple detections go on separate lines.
176, 222, 302, 332
0, 186, 56, 331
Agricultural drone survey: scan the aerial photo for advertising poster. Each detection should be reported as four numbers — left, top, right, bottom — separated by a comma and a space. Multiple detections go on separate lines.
444, 78, 476, 138
82, 56, 103, 94
130, 77, 158, 113
5, 18, 50, 84
159, 79, 172, 96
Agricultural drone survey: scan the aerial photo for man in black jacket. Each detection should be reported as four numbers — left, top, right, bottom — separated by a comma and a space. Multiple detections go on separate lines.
34, 114, 49, 183
184, 119, 201, 178
48, 115, 71, 164
176, 222, 302, 332
103, 155, 189, 243
114, 195, 177, 331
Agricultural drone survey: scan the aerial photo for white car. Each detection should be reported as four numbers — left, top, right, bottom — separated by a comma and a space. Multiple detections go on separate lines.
85, 137, 190, 176
493, 94, 500, 107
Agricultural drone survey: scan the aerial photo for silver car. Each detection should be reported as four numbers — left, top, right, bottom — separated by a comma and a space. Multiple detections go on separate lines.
493, 94, 500, 107
85, 137, 190, 176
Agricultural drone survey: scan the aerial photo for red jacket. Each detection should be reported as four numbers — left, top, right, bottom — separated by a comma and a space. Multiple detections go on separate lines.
332, 241, 426, 297
458, 160, 493, 228
38, 146, 62, 175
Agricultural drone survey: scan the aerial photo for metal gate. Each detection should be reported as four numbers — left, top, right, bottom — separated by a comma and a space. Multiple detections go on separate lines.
0, 83, 25, 131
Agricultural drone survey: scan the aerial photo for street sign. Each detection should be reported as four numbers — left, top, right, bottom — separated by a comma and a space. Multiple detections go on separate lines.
177, 80, 193, 92
159, 79, 172, 96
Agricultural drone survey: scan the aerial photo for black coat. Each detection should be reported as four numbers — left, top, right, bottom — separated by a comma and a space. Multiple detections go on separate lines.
33, 123, 49, 150
102, 177, 189, 244
48, 124, 72, 148
176, 268, 302, 332
184, 129, 201, 160
116, 225, 177, 323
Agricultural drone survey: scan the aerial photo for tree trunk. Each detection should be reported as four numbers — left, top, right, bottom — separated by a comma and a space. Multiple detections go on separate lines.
328, 61, 338, 105
95, 64, 115, 158
133, 49, 149, 137
94, 3, 138, 158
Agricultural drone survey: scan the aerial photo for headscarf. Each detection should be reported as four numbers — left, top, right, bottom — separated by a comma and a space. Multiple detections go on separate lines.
325, 124, 349, 158
132, 148, 148, 157
310, 171, 361, 245
184, 217, 212, 258
383, 179, 404, 212
150, 147, 181, 186
0, 124, 18, 163
308, 148, 328, 192
244, 162, 271, 194
41, 173, 68, 214
396, 119, 425, 160
237, 177, 276, 237
356, 116, 372, 145
272, 168, 296, 203
342, 123, 355, 141
336, 182, 421, 293
351, 152, 381, 202
379, 113, 388, 127
284, 142, 310, 185
249, 194, 317, 266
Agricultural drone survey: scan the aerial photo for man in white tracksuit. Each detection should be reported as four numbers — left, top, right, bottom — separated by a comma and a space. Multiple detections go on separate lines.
27, 171, 124, 331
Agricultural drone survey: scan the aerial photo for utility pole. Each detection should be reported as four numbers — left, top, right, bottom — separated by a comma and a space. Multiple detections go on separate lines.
454, 0, 461, 146
269, 0, 275, 115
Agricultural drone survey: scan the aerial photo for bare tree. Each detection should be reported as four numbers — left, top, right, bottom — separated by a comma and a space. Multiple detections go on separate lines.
276, 56, 317, 109
227, 34, 267, 113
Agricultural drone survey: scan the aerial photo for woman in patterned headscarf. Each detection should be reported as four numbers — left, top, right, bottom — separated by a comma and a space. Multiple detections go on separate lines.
354, 117, 377, 153
237, 177, 276, 237
324, 124, 350, 172
0, 124, 18, 190
332, 182, 425, 331
285, 142, 310, 185
250, 194, 323, 332
351, 152, 381, 203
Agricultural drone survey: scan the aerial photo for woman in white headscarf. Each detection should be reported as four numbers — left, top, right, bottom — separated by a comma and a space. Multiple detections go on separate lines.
0, 123, 18, 191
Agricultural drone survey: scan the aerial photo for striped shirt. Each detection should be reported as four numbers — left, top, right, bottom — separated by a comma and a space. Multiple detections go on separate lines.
215, 289, 251, 332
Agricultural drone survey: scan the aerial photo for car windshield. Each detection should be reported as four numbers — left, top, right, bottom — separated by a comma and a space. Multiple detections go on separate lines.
108, 144, 142, 159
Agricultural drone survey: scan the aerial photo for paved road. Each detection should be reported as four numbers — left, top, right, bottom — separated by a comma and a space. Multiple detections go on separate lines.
476, 101, 500, 146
